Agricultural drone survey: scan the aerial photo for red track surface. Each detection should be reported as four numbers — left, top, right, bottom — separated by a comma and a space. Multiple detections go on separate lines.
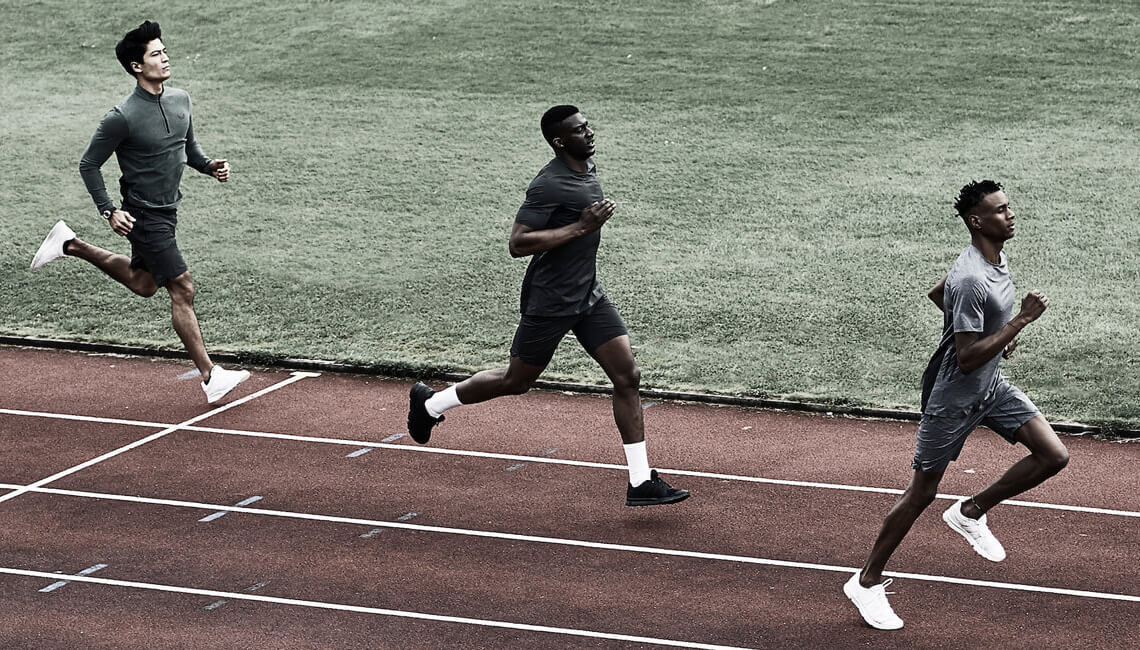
1, 345, 1137, 649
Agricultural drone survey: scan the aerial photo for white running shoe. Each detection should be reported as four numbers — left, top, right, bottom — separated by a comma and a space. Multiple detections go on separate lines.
201, 366, 251, 404
843, 572, 904, 630
943, 499, 1006, 562
30, 220, 76, 271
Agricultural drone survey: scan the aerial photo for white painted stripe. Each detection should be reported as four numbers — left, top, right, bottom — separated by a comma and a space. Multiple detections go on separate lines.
380, 433, 406, 442
2, 406, 1136, 518
38, 563, 108, 592
345, 448, 373, 458
0, 373, 317, 506
199, 496, 263, 522
0, 566, 755, 650
1, 483, 1135, 603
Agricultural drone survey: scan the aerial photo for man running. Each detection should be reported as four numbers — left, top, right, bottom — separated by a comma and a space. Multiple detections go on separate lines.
30, 20, 249, 403
844, 180, 1069, 629
406, 105, 689, 507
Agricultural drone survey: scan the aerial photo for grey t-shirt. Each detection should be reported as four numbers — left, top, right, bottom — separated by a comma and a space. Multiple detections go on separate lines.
514, 157, 606, 317
921, 245, 1016, 416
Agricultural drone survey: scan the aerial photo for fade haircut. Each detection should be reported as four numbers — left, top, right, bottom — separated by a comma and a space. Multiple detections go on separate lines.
115, 20, 162, 77
540, 105, 580, 148
954, 179, 1003, 219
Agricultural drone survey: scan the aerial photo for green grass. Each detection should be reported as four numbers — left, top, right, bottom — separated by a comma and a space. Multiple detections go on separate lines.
4, 1, 1140, 428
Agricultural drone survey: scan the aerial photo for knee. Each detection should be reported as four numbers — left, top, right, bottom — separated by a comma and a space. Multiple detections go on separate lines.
167, 276, 195, 305
1042, 447, 1070, 474
612, 365, 641, 393
501, 375, 534, 396
903, 486, 939, 510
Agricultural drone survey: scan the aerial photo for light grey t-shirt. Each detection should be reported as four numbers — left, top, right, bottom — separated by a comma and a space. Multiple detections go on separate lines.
921, 245, 1016, 416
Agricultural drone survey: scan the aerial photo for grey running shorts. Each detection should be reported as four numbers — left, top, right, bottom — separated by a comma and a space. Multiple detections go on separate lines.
510, 296, 629, 367
912, 381, 1041, 473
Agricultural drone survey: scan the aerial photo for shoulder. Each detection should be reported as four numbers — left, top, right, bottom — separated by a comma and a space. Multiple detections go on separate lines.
98, 105, 130, 132
165, 86, 193, 106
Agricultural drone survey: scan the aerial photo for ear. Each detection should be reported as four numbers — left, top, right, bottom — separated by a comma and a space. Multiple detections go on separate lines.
967, 214, 981, 230
551, 137, 563, 150
132, 61, 142, 72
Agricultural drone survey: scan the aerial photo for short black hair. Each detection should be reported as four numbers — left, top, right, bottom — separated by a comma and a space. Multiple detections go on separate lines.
954, 180, 1003, 218
540, 105, 580, 146
115, 20, 162, 77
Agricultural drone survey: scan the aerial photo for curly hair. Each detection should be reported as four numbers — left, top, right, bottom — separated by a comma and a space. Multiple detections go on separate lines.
115, 20, 162, 77
954, 180, 1003, 218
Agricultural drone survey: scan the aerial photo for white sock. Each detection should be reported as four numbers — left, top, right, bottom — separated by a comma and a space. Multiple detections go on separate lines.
424, 385, 462, 419
623, 441, 651, 487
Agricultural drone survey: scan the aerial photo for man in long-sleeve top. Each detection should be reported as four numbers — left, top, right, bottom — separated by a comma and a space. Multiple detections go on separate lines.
31, 20, 249, 403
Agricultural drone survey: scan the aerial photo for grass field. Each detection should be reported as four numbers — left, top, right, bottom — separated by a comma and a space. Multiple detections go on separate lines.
3, 1, 1139, 428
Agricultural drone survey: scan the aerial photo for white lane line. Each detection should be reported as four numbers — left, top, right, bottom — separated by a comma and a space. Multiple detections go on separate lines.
38, 563, 108, 593
0, 566, 755, 650
205, 580, 271, 610
2, 407, 1137, 518
0, 373, 318, 507
199, 496, 263, 522
345, 448, 374, 458
1, 483, 1135, 603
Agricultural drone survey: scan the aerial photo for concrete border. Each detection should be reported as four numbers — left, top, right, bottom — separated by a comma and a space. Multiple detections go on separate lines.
3, 335, 1134, 439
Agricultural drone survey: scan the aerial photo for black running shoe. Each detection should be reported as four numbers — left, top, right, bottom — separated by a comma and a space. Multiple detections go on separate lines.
407, 382, 444, 444
625, 469, 690, 506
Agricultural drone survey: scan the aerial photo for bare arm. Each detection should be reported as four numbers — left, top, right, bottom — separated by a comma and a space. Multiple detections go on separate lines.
508, 199, 615, 258
928, 275, 947, 311
955, 290, 1048, 373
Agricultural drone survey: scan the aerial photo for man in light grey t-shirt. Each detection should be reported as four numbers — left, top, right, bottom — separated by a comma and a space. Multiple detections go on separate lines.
843, 180, 1070, 631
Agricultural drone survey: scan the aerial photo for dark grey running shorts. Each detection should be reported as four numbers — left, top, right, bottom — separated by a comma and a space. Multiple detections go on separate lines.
124, 205, 186, 289
913, 381, 1041, 473
510, 296, 629, 367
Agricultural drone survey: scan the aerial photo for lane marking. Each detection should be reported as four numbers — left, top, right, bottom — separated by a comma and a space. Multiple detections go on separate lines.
38, 563, 108, 593
506, 448, 559, 472
0, 373, 317, 507
205, 580, 271, 610
346, 448, 373, 458
177, 369, 201, 381
0, 567, 753, 650
361, 512, 418, 538
2, 407, 1137, 518
2, 483, 1135, 603
381, 433, 407, 443
199, 496, 263, 522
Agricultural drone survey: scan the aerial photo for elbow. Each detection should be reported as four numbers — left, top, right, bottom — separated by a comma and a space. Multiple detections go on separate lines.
955, 357, 977, 375
508, 239, 527, 258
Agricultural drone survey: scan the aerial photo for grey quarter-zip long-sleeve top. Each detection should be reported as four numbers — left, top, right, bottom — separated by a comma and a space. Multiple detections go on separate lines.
79, 84, 213, 215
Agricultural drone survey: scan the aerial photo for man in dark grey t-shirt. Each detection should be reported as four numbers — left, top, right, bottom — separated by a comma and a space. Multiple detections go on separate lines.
30, 20, 249, 404
406, 105, 688, 507
844, 181, 1070, 630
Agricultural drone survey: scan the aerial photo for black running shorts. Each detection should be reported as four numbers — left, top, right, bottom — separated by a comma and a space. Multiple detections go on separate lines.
124, 204, 187, 289
510, 296, 629, 367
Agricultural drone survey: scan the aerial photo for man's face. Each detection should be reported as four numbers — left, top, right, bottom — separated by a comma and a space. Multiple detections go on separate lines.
970, 190, 1016, 240
133, 38, 170, 82
555, 113, 595, 160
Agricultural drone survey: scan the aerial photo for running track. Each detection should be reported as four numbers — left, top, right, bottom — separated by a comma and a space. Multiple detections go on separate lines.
0, 345, 1137, 649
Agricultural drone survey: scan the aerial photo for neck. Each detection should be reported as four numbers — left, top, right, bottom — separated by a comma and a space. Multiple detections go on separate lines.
557, 151, 589, 173
970, 235, 1004, 264
137, 78, 164, 96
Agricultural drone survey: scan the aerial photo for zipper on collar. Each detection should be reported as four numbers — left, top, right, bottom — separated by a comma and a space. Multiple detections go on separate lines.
157, 97, 170, 134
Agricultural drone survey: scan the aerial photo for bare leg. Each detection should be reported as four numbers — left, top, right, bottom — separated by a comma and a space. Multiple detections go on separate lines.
859, 469, 945, 586
961, 416, 1069, 518
454, 356, 546, 404
165, 272, 213, 380
64, 238, 157, 297
589, 335, 643, 444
